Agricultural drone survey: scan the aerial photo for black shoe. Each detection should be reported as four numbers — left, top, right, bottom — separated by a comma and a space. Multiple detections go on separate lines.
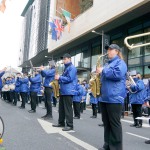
62, 126, 73, 131
98, 148, 105, 150
52, 124, 65, 127
98, 143, 109, 150
98, 124, 104, 127
130, 124, 137, 127
73, 116, 80, 119
44, 116, 53, 120
90, 116, 97, 118
145, 140, 150, 144
28, 110, 36, 113
136, 124, 142, 128
19, 106, 25, 109
41, 115, 48, 118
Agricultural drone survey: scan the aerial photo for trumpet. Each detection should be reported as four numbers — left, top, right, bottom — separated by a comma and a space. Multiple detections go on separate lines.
124, 32, 150, 50
126, 72, 137, 93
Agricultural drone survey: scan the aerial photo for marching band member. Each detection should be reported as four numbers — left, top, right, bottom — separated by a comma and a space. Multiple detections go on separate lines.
73, 80, 83, 119
40, 61, 55, 120
5, 77, 11, 103
97, 44, 127, 150
82, 81, 88, 110
28, 70, 41, 113
18, 72, 29, 109
13, 73, 21, 106
53, 53, 77, 131
0, 67, 7, 91
80, 83, 87, 113
89, 88, 98, 118
9, 76, 15, 104
128, 71, 147, 128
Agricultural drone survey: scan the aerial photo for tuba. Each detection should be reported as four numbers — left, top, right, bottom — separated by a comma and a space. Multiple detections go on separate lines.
49, 63, 60, 99
89, 54, 107, 97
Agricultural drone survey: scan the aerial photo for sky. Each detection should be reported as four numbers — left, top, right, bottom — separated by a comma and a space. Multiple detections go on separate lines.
0, 0, 28, 69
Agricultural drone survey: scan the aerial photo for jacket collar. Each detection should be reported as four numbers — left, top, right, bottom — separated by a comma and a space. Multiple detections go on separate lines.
64, 62, 72, 67
108, 55, 119, 63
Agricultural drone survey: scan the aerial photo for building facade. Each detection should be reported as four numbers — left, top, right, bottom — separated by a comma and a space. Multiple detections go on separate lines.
19, 0, 50, 71
48, 0, 150, 81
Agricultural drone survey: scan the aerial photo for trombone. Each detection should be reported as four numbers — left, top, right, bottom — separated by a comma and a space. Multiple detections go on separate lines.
124, 32, 150, 50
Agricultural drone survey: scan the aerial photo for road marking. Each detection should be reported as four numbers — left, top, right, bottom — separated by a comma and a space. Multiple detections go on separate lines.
126, 132, 150, 140
38, 119, 97, 150
121, 119, 150, 128
136, 117, 150, 122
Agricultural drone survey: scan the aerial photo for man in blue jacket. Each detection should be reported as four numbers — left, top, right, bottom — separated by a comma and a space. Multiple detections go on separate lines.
0, 67, 6, 90
128, 71, 147, 128
40, 61, 55, 119
18, 72, 29, 109
53, 53, 77, 131
13, 73, 21, 106
28, 70, 41, 113
73, 80, 83, 119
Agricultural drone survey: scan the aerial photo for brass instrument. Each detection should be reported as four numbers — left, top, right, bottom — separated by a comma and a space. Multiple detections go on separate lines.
124, 32, 150, 50
126, 72, 137, 94
49, 63, 60, 99
89, 54, 107, 97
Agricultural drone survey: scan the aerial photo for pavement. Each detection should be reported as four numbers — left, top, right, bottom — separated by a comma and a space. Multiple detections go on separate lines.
0, 98, 150, 150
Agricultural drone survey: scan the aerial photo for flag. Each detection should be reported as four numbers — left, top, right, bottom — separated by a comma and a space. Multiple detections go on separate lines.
61, 8, 71, 32
0, 0, 6, 13
49, 21, 57, 41
54, 18, 64, 40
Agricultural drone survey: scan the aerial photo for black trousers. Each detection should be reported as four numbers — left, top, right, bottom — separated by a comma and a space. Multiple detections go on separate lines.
100, 102, 123, 150
10, 91, 15, 103
131, 104, 142, 125
30, 92, 37, 110
53, 97, 57, 106
38, 96, 42, 103
80, 102, 84, 113
14, 92, 19, 105
83, 102, 86, 110
3, 92, 7, 100
44, 87, 53, 116
20, 92, 28, 108
98, 101, 101, 113
6, 91, 10, 102
73, 101, 80, 118
92, 103, 97, 117
58, 95, 73, 127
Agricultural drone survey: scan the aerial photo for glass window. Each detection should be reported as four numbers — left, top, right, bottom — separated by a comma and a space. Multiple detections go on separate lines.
71, 56, 75, 66
128, 58, 141, 66
91, 46, 101, 67
81, 45, 91, 68
144, 28, 150, 55
75, 53, 81, 67
144, 65, 150, 78
128, 66, 143, 76
128, 30, 143, 59
144, 55, 150, 63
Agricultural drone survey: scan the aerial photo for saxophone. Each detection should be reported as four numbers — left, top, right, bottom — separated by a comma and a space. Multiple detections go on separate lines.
49, 63, 60, 98
89, 54, 107, 97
